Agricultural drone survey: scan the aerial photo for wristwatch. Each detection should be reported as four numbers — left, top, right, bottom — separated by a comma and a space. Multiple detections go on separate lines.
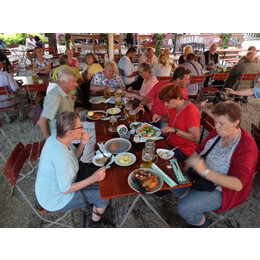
174, 128, 179, 134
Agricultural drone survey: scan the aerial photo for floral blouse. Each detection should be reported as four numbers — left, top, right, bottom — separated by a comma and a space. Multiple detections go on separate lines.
33, 58, 49, 68
91, 70, 125, 90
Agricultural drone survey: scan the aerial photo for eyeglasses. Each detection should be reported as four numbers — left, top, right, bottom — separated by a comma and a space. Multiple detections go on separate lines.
72, 124, 83, 131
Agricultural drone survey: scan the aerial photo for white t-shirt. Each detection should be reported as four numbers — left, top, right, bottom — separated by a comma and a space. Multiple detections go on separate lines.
26, 38, 36, 50
151, 63, 171, 77
118, 56, 137, 85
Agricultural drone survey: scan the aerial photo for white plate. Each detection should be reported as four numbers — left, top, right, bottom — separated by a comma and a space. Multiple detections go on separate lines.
156, 148, 174, 160
89, 97, 105, 104
129, 122, 143, 130
128, 168, 164, 194
115, 152, 136, 166
86, 110, 108, 120
106, 107, 121, 115
92, 152, 114, 167
136, 124, 161, 138
104, 138, 132, 154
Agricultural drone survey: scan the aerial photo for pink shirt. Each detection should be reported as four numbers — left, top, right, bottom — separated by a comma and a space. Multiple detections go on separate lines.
139, 75, 158, 109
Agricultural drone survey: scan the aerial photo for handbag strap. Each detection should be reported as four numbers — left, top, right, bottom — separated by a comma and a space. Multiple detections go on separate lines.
189, 61, 200, 76
201, 136, 221, 159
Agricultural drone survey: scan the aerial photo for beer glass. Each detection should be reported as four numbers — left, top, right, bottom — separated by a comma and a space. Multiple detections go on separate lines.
115, 95, 122, 108
145, 139, 155, 154
32, 73, 39, 83
129, 109, 138, 123
116, 88, 123, 98
141, 148, 154, 168
124, 102, 133, 118
109, 116, 118, 132
104, 87, 110, 99
108, 87, 115, 98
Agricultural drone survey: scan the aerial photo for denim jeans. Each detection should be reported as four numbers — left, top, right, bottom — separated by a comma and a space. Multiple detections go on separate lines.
167, 144, 188, 162
54, 190, 109, 212
170, 187, 222, 225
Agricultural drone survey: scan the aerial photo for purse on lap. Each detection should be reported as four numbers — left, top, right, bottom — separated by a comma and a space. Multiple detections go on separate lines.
186, 136, 221, 192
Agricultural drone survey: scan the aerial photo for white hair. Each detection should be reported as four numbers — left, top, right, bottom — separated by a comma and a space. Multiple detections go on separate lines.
104, 60, 116, 70
58, 68, 77, 82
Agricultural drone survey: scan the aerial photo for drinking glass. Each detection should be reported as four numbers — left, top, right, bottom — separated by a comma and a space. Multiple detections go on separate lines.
124, 102, 133, 118
109, 116, 118, 132
104, 87, 110, 99
145, 139, 155, 154
141, 148, 154, 168
129, 109, 138, 123
116, 88, 123, 98
108, 87, 115, 98
115, 95, 122, 108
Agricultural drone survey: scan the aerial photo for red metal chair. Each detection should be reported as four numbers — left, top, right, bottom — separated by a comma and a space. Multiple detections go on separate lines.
24, 83, 48, 107
199, 111, 215, 144
157, 76, 172, 82
44, 46, 55, 54
3, 142, 75, 228
0, 122, 15, 162
236, 73, 259, 90
189, 75, 206, 100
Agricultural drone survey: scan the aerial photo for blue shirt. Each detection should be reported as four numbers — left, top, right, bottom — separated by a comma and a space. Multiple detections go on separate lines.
35, 135, 79, 211
253, 87, 260, 98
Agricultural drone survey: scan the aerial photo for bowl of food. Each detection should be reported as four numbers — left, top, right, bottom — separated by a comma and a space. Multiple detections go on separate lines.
115, 152, 136, 166
92, 152, 114, 167
89, 97, 105, 104
156, 148, 174, 160
129, 122, 143, 131
128, 168, 164, 194
106, 107, 121, 115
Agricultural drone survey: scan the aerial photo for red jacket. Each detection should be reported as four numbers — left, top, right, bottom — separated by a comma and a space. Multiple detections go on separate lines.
196, 128, 258, 212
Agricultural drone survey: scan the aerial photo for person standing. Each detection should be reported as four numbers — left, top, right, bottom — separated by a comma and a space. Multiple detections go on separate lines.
25, 34, 36, 66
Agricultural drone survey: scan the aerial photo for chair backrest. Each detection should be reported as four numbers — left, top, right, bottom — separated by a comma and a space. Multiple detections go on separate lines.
45, 46, 55, 53
157, 76, 172, 82
190, 75, 206, 84
8, 44, 19, 48
239, 73, 259, 81
25, 83, 48, 94
0, 86, 13, 96
199, 111, 215, 143
211, 73, 230, 81
0, 49, 11, 55
3, 142, 29, 185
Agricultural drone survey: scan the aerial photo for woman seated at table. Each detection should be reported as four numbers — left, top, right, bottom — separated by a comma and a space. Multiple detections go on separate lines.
151, 53, 172, 77
65, 49, 80, 70
32, 47, 51, 75
178, 45, 193, 65
152, 83, 200, 161
124, 62, 158, 106
35, 111, 109, 228
163, 48, 176, 71
90, 61, 125, 92
172, 101, 258, 228
82, 53, 103, 82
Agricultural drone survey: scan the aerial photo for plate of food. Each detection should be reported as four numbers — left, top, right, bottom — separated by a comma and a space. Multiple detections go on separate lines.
92, 152, 115, 167
86, 110, 107, 120
128, 168, 164, 194
156, 148, 175, 160
104, 138, 132, 154
129, 122, 143, 130
106, 107, 121, 115
89, 97, 105, 104
115, 152, 136, 166
136, 124, 161, 138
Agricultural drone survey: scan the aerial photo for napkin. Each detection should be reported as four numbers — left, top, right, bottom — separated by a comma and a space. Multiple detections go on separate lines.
101, 115, 121, 120
151, 163, 178, 187
138, 136, 164, 143
169, 159, 190, 184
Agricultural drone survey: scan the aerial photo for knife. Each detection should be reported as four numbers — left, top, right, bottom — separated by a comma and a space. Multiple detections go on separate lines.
103, 155, 113, 168
132, 177, 146, 194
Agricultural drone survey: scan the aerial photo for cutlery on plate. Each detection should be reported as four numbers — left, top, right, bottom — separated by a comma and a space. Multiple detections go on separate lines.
169, 146, 180, 153
132, 177, 146, 194
103, 155, 113, 168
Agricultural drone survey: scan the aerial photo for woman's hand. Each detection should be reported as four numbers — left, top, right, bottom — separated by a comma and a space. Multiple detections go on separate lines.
124, 92, 134, 99
161, 126, 174, 133
152, 114, 162, 123
80, 131, 90, 146
91, 167, 106, 182
135, 105, 145, 114
127, 86, 133, 92
185, 154, 207, 175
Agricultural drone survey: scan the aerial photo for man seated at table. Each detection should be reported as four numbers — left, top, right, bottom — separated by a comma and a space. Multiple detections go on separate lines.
118, 47, 143, 90
138, 47, 158, 66
52, 54, 83, 82
199, 43, 220, 70
90, 61, 125, 92
38, 68, 77, 138
224, 51, 260, 96
0, 62, 27, 122
25, 34, 36, 67
237, 46, 260, 65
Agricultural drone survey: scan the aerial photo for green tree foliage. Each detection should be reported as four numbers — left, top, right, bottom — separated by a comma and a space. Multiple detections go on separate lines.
0, 33, 48, 45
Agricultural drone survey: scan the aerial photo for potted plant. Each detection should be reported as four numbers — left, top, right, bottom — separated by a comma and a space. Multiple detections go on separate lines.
153, 33, 165, 57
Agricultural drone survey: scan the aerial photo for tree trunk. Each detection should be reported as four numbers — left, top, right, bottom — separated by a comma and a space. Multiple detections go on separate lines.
45, 33, 57, 52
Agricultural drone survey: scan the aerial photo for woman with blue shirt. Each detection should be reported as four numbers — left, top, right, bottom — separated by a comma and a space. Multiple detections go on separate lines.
35, 111, 109, 228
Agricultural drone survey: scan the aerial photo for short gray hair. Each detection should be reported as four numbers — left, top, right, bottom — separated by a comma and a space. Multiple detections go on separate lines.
246, 51, 256, 60
58, 67, 77, 83
104, 60, 116, 70
56, 111, 80, 138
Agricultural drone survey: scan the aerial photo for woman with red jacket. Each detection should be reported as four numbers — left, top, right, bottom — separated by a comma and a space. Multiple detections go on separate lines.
171, 101, 258, 227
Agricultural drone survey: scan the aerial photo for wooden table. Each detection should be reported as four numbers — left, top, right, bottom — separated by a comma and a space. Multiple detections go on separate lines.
14, 75, 50, 85
90, 102, 191, 227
